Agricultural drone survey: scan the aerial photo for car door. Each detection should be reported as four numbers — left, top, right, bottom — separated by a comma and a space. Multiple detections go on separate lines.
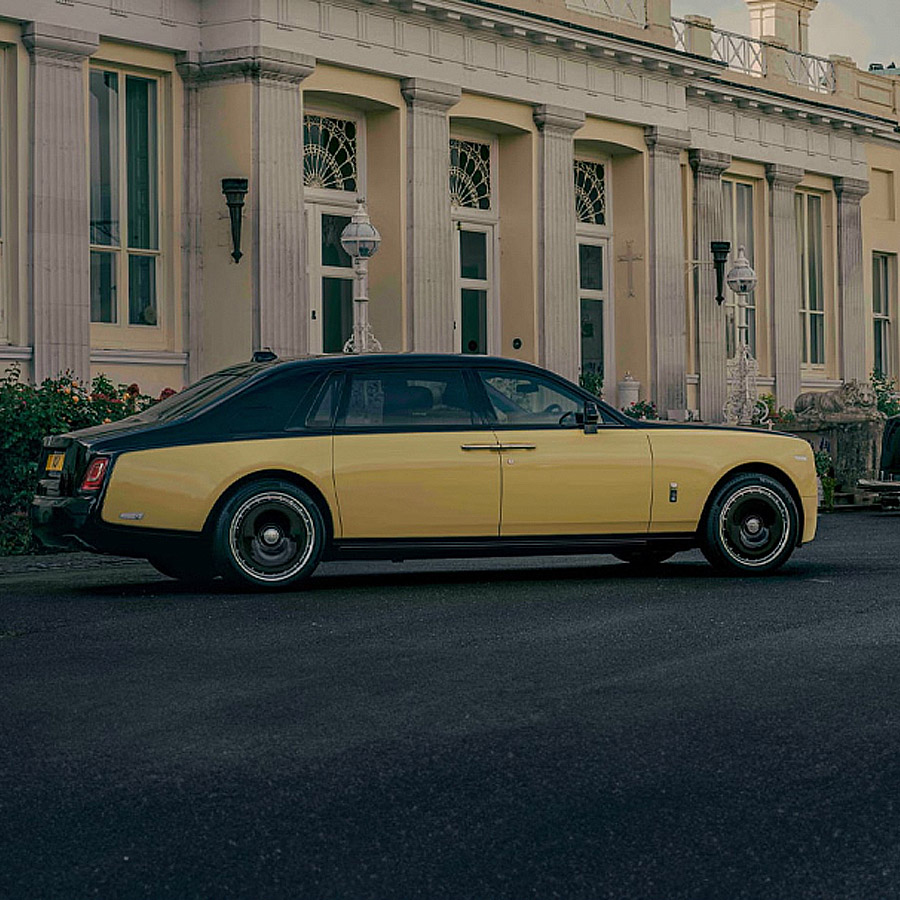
332, 366, 501, 539
476, 368, 652, 536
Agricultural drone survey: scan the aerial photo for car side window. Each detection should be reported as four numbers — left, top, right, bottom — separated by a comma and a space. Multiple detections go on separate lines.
338, 370, 477, 429
203, 372, 317, 435
302, 375, 342, 430
478, 370, 613, 428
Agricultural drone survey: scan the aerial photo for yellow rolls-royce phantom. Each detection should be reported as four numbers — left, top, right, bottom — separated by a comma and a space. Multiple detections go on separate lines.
32, 355, 817, 588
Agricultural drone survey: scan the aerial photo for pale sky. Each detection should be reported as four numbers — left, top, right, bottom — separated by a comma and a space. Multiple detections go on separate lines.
670, 0, 898, 69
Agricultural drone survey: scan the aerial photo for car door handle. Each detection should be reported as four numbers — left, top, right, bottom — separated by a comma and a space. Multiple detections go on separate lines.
460, 444, 501, 451
497, 444, 537, 451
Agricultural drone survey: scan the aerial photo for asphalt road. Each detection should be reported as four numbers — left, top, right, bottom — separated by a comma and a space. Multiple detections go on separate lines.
2, 512, 900, 900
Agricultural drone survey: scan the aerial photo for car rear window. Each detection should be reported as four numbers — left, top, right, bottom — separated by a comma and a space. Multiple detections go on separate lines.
131, 372, 252, 423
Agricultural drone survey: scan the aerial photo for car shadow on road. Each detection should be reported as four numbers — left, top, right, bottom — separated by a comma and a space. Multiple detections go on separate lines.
75, 554, 831, 600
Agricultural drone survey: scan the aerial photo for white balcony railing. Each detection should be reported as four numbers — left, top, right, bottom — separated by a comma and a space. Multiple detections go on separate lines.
710, 27, 766, 77
785, 49, 836, 94
671, 16, 688, 53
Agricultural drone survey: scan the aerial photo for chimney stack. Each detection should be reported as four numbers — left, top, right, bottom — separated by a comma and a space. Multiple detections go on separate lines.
745, 0, 818, 54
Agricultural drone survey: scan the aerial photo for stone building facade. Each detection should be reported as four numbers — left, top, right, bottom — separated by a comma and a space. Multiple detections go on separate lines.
0, 0, 899, 420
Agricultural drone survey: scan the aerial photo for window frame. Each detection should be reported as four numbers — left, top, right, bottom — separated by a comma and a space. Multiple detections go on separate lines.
450, 129, 499, 356
574, 151, 614, 387
722, 177, 757, 360
303, 106, 366, 355
796, 190, 827, 369
873, 251, 895, 377
88, 64, 166, 342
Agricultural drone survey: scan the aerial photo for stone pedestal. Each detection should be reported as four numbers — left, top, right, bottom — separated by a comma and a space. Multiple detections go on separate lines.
690, 149, 731, 424
535, 105, 584, 383
402, 79, 460, 353
645, 127, 691, 418
24, 22, 99, 383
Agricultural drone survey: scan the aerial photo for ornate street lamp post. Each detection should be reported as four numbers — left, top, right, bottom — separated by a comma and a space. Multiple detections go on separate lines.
723, 246, 762, 426
340, 198, 382, 354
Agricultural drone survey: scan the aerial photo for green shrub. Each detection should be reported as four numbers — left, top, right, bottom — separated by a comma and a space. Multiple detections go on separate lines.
871, 370, 900, 418
0, 365, 158, 555
578, 370, 604, 399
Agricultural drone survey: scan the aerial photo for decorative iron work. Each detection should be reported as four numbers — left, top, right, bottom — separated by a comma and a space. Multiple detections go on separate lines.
450, 139, 492, 210
565, 0, 646, 27
724, 341, 768, 426
574, 161, 606, 226
303, 115, 358, 192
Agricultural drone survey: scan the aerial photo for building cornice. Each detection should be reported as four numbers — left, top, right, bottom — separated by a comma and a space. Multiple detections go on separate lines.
177, 47, 316, 86
22, 22, 99, 63
401, 78, 462, 110
766, 163, 805, 188
834, 176, 870, 200
689, 149, 732, 175
534, 104, 585, 133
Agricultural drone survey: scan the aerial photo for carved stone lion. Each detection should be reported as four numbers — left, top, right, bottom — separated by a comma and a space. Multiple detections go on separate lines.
794, 380, 881, 423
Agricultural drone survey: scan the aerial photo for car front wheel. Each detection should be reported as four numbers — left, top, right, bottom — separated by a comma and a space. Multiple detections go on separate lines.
701, 472, 799, 575
213, 480, 326, 590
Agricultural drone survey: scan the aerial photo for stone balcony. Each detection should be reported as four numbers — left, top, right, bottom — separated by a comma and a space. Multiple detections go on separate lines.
671, 14, 900, 124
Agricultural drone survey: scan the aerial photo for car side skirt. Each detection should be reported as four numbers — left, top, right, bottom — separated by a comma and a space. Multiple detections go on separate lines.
325, 534, 698, 562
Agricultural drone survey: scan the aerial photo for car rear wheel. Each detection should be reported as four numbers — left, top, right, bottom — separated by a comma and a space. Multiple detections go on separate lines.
213, 479, 325, 590
701, 473, 799, 575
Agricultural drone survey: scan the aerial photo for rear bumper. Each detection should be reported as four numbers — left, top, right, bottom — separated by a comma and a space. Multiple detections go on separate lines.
31, 495, 206, 559
800, 493, 818, 545
31, 496, 97, 550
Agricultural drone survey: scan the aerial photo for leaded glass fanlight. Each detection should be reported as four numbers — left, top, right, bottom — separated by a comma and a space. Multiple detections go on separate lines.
574, 160, 606, 226
450, 139, 492, 210
303, 115, 358, 192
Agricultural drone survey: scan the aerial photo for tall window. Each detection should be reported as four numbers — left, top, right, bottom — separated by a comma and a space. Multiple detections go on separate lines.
304, 112, 362, 353
89, 70, 159, 327
723, 180, 756, 358
796, 192, 825, 366
451, 137, 495, 354
575, 158, 611, 385
873, 252, 894, 376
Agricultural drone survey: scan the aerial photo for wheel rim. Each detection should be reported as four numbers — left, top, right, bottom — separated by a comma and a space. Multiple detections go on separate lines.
718, 485, 792, 568
228, 492, 316, 583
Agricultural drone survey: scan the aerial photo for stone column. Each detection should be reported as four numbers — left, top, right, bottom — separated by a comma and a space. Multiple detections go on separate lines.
534, 105, 584, 383
766, 164, 804, 409
690, 150, 731, 423
24, 23, 99, 383
175, 54, 204, 382
645, 127, 691, 417
194, 48, 315, 360
251, 52, 315, 358
401, 79, 460, 353
834, 177, 870, 383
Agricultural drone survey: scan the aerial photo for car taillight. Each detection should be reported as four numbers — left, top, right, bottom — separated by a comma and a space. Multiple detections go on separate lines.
80, 457, 110, 492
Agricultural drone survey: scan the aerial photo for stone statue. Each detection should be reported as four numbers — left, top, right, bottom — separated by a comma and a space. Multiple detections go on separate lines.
794, 380, 882, 425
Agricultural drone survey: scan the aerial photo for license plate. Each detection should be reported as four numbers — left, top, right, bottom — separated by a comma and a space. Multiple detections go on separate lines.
45, 453, 65, 473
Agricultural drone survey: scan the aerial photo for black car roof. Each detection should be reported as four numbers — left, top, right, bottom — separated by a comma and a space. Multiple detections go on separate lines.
260, 353, 553, 375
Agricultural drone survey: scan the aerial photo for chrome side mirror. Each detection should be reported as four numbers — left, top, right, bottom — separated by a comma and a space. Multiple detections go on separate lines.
583, 401, 600, 435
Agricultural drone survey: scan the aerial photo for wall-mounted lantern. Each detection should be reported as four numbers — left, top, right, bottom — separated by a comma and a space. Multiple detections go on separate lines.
710, 241, 732, 305
222, 178, 249, 264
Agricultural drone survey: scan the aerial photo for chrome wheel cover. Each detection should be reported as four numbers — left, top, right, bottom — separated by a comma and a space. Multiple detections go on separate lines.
717, 485, 792, 568
228, 491, 316, 583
